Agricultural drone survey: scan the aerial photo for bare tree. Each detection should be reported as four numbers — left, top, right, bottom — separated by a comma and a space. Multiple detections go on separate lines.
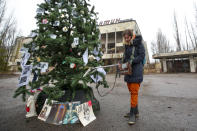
184, 28, 189, 50
190, 23, 197, 49
173, 12, 181, 51
151, 29, 172, 57
151, 41, 157, 55
185, 17, 195, 49
156, 29, 171, 53
0, 0, 18, 71
195, 3, 197, 28
0, 0, 6, 25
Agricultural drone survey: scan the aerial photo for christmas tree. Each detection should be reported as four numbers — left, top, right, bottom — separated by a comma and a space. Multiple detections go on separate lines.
14, 0, 108, 105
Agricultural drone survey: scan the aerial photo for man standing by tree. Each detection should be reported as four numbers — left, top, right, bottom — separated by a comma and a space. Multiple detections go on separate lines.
119, 29, 145, 125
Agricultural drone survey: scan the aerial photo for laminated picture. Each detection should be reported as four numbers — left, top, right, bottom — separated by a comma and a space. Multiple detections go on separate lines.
31, 43, 36, 51
21, 65, 32, 76
63, 101, 80, 124
41, 62, 49, 73
20, 52, 30, 68
36, 8, 44, 15
37, 62, 48, 73
76, 101, 96, 127
18, 75, 30, 87
38, 99, 53, 121
19, 46, 29, 53
46, 103, 67, 125
53, 21, 60, 26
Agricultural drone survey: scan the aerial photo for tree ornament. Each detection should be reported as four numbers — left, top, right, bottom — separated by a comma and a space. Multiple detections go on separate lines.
36, 8, 44, 15
65, 14, 69, 17
26, 105, 30, 112
93, 47, 99, 55
45, 10, 49, 14
70, 63, 76, 69
89, 55, 94, 62
83, 37, 87, 43
42, 19, 48, 24
83, 48, 88, 66
71, 37, 79, 48
57, 3, 62, 8
71, 43, 77, 48
36, 57, 41, 62
80, 10, 84, 14
30, 32, 38, 37
61, 14, 65, 18
83, 18, 87, 23
62, 26, 68, 32
49, 34, 57, 39
35, 46, 39, 50
41, 45, 47, 49
62, 9, 67, 12
53, 21, 60, 26
46, 0, 51, 4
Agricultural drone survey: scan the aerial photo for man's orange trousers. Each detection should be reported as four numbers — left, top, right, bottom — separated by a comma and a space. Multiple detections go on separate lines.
127, 83, 140, 108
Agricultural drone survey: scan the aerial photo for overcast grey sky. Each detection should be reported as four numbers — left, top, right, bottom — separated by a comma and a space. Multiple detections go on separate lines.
6, 0, 197, 59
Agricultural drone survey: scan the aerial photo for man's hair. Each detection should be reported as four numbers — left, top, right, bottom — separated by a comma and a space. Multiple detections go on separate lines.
122, 29, 133, 37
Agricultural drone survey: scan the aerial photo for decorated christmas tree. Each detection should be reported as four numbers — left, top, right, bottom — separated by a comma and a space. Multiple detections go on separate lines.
14, 0, 108, 108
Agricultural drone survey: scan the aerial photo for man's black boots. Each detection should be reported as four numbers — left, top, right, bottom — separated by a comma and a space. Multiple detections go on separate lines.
124, 105, 139, 118
135, 106, 139, 118
128, 107, 136, 125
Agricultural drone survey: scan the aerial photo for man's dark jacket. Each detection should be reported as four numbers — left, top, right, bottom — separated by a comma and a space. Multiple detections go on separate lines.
123, 35, 145, 83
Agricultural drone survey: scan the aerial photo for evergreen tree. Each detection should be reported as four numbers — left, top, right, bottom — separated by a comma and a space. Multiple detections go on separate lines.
14, 0, 108, 102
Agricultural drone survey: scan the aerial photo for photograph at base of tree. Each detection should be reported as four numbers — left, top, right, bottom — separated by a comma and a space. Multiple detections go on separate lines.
14, 0, 109, 103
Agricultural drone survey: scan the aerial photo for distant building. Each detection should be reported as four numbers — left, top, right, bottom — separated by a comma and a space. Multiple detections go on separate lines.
9, 37, 32, 71
153, 50, 197, 73
98, 18, 150, 72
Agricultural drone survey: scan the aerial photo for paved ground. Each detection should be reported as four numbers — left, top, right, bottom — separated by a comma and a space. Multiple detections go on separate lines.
0, 73, 197, 131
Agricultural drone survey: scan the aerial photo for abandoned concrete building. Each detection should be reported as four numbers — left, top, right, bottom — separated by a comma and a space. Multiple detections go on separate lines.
8, 37, 33, 71
98, 18, 149, 72
153, 50, 197, 73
